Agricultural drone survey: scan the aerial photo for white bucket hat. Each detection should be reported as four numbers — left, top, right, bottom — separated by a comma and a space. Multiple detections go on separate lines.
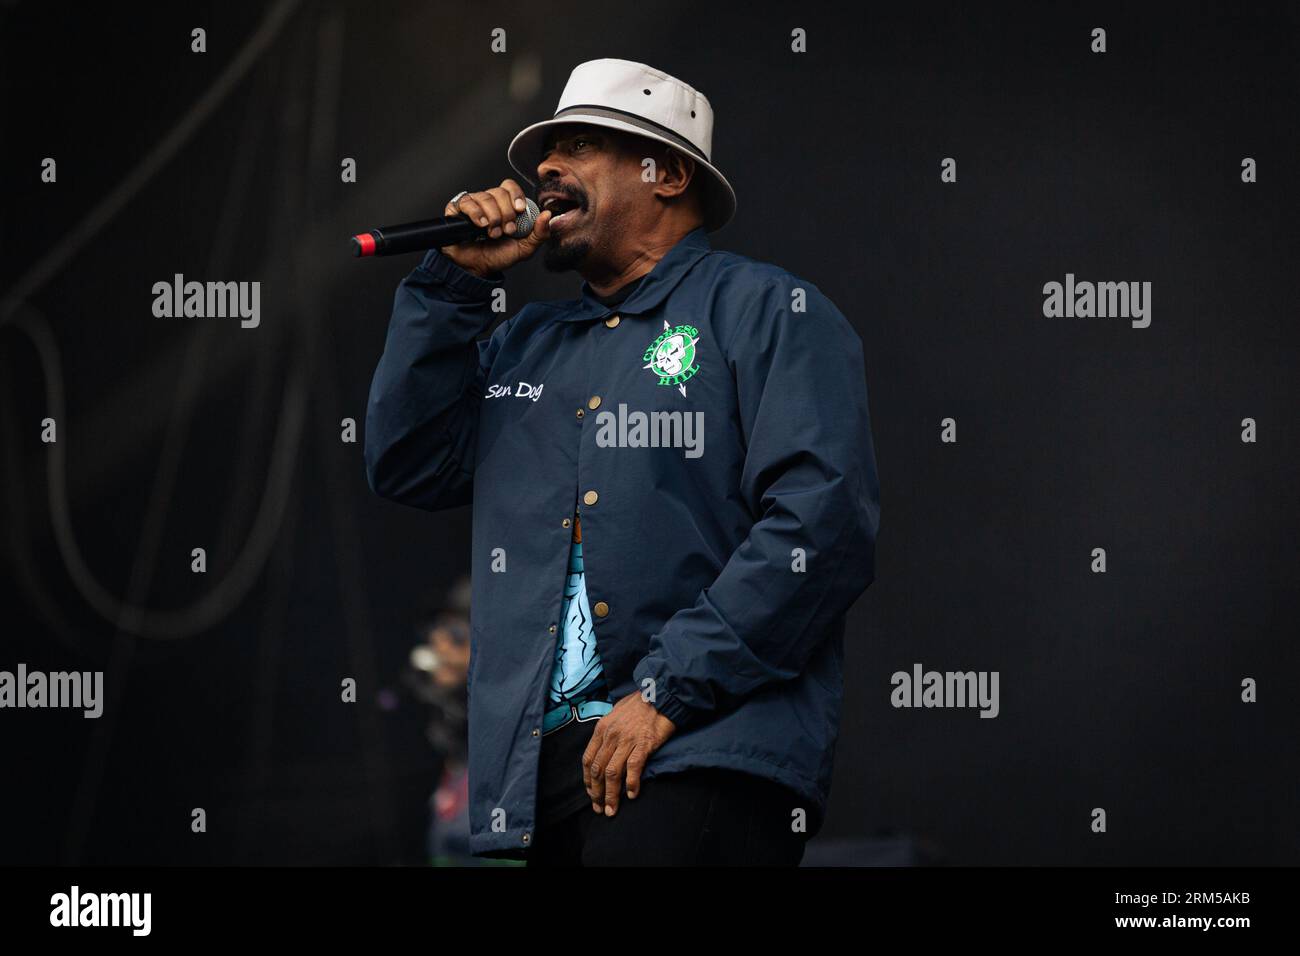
507, 58, 736, 232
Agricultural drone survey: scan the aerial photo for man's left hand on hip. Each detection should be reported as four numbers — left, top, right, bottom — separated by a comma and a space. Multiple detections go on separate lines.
582, 692, 676, 817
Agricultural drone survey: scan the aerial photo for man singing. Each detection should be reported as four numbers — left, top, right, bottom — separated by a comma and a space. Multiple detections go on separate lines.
364, 58, 880, 866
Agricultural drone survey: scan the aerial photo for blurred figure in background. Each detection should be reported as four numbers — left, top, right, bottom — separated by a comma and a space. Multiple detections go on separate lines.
403, 576, 519, 865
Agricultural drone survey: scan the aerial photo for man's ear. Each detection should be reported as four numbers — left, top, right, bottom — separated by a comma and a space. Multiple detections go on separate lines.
653, 147, 696, 199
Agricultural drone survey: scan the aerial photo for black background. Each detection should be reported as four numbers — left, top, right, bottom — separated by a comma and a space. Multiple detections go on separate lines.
1, 0, 1297, 865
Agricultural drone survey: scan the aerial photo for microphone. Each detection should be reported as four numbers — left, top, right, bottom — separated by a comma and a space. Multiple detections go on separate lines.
351, 198, 541, 258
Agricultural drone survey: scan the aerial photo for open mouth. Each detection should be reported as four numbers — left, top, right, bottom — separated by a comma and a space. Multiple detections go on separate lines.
540, 195, 584, 226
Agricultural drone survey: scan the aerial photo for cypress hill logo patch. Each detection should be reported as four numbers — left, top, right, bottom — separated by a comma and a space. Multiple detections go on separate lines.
642, 320, 700, 397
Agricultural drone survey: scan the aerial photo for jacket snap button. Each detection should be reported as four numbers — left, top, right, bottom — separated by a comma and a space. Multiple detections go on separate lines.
562, 517, 571, 528
532, 728, 539, 737
583, 490, 598, 506
587, 395, 602, 410
522, 833, 530, 845
605, 315, 621, 328
593, 601, 609, 618
548, 624, 557, 634
576, 408, 584, 419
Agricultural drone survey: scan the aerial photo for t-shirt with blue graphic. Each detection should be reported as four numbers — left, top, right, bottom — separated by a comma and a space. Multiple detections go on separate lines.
544, 513, 611, 729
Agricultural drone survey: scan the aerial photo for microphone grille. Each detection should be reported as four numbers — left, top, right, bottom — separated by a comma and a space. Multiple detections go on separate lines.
514, 197, 540, 238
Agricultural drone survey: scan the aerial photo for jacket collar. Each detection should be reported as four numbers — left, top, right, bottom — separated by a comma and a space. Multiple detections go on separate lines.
564, 226, 712, 321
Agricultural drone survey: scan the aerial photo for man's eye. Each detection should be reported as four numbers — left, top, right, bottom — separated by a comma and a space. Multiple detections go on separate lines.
573, 139, 590, 150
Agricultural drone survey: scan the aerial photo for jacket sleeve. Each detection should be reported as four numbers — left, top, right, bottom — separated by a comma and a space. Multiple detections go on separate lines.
364, 248, 508, 511
632, 275, 881, 731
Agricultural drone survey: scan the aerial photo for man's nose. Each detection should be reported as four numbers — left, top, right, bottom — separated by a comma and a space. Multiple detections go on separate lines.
536, 150, 568, 183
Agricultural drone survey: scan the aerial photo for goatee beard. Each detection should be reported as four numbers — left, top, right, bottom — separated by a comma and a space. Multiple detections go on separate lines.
542, 236, 591, 272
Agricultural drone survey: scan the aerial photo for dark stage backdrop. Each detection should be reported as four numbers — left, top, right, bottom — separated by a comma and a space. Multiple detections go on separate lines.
1, 0, 1297, 865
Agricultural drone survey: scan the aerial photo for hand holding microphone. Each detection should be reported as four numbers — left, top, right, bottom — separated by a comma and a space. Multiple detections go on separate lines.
439, 179, 553, 278
351, 178, 552, 278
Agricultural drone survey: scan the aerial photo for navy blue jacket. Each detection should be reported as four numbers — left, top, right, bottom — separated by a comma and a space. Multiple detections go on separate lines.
364, 226, 880, 857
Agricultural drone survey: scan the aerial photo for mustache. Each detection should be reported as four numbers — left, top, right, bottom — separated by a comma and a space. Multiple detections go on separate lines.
536, 180, 587, 208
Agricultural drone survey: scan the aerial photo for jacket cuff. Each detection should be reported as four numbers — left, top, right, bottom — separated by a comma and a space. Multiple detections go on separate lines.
650, 690, 695, 729
632, 659, 699, 730
414, 248, 504, 301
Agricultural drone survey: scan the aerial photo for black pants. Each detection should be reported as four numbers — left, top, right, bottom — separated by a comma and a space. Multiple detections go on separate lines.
526, 767, 808, 866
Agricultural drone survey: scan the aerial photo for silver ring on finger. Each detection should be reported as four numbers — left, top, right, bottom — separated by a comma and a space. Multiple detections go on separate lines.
449, 190, 470, 211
